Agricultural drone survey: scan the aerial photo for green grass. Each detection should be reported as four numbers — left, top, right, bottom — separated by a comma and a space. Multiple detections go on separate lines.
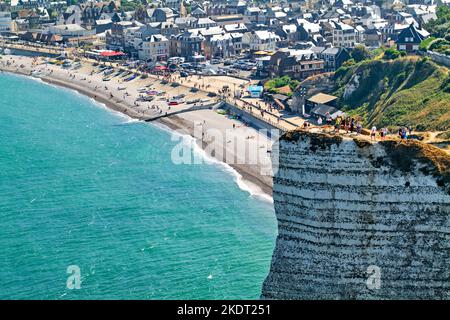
264, 76, 299, 96
333, 57, 450, 131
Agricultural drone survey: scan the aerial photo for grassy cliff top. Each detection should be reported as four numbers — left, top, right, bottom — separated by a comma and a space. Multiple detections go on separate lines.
332, 57, 450, 132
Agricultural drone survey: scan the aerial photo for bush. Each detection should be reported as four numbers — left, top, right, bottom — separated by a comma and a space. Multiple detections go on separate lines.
264, 76, 299, 93
351, 45, 372, 62
382, 48, 401, 60
419, 37, 436, 51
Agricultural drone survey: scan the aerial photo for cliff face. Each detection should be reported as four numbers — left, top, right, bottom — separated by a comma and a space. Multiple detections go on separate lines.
261, 131, 450, 299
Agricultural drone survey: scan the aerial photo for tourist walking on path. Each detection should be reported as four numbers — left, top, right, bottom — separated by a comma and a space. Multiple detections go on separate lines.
370, 126, 377, 141
380, 127, 388, 141
325, 112, 332, 127
356, 121, 362, 135
334, 116, 341, 134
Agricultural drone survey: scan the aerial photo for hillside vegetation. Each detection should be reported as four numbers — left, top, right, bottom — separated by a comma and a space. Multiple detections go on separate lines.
332, 57, 450, 131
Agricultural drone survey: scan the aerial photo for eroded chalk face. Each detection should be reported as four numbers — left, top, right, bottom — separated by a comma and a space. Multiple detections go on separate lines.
262, 131, 450, 300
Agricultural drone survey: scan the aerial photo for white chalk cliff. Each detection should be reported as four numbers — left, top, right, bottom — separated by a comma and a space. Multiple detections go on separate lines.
261, 131, 450, 299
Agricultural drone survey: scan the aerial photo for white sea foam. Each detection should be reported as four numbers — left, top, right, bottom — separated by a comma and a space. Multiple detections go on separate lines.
151, 121, 274, 204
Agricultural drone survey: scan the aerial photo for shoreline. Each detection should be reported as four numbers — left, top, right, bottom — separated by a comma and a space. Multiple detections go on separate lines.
0, 57, 274, 201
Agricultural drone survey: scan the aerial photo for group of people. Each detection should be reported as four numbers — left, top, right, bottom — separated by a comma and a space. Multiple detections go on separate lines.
325, 115, 363, 135
370, 126, 388, 141
320, 113, 414, 142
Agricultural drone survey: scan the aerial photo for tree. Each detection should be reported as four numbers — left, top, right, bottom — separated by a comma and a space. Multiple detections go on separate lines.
351, 45, 372, 62
382, 48, 400, 60
424, 5, 450, 38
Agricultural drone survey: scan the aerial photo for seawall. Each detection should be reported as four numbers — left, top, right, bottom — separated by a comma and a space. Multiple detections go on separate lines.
261, 130, 450, 299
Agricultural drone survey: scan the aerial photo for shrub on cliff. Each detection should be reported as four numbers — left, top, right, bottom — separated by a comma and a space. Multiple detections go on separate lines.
332, 57, 450, 131
264, 76, 300, 93
351, 45, 373, 63
382, 48, 406, 60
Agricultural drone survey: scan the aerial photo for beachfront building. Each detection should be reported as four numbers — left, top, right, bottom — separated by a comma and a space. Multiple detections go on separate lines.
203, 33, 232, 58
138, 34, 170, 62
106, 21, 143, 51
396, 23, 429, 53
332, 21, 357, 48
176, 30, 204, 59
267, 48, 325, 80
0, 11, 11, 32
305, 93, 338, 116
57, 1, 119, 28
242, 30, 280, 52
47, 23, 95, 40
318, 47, 351, 72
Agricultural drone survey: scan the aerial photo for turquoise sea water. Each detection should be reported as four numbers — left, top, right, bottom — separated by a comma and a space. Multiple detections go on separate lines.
0, 73, 277, 299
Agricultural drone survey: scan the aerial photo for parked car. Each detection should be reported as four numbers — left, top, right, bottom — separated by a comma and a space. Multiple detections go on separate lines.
187, 98, 200, 104
173, 94, 186, 99
180, 71, 189, 77
211, 59, 221, 64
169, 99, 184, 105
180, 63, 193, 69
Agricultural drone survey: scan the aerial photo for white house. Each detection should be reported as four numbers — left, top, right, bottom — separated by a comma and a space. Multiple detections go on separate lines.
138, 34, 170, 62
332, 21, 357, 48
243, 30, 280, 52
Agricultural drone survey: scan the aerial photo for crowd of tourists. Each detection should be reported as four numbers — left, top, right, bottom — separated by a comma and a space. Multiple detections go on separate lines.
317, 113, 413, 141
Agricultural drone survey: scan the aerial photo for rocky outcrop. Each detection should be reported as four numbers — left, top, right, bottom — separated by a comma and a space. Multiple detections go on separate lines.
261, 131, 450, 299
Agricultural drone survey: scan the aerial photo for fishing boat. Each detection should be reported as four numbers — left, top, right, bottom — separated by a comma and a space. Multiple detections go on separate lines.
72, 62, 82, 70
104, 68, 115, 76
30, 70, 42, 77
62, 60, 72, 69
113, 70, 124, 77
121, 71, 131, 78
125, 74, 137, 82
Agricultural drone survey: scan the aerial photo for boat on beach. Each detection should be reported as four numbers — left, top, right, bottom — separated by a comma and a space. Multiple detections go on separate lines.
30, 70, 42, 77
121, 71, 132, 78
72, 62, 82, 70
104, 68, 115, 76
125, 74, 137, 82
